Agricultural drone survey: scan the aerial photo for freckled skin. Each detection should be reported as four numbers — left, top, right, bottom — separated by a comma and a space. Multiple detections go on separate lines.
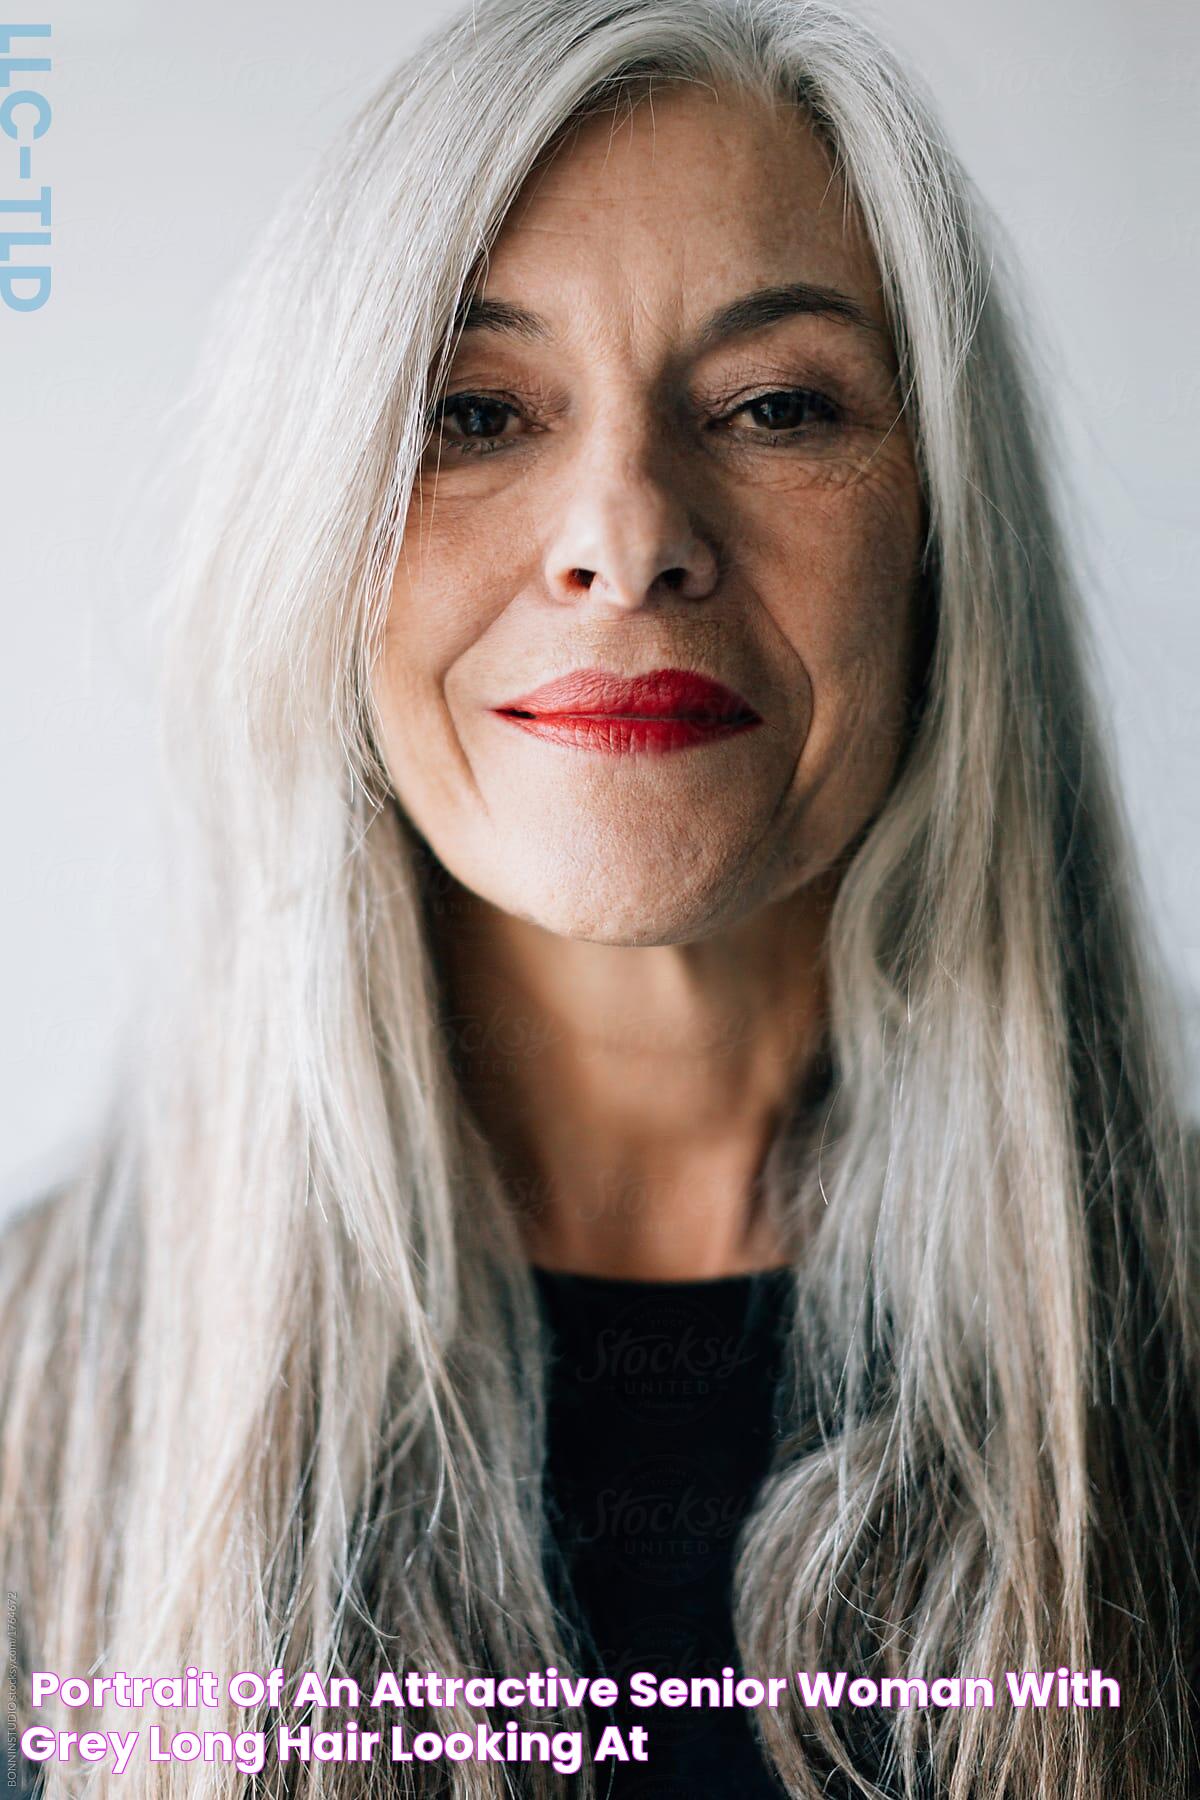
375, 83, 925, 947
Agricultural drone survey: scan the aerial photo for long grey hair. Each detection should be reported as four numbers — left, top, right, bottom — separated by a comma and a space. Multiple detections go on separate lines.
2, 0, 1197, 1796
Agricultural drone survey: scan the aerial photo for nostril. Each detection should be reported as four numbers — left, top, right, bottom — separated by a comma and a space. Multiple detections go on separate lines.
569, 568, 595, 589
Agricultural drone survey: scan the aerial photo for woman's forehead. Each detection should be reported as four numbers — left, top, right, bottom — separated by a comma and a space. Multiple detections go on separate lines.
476, 84, 889, 346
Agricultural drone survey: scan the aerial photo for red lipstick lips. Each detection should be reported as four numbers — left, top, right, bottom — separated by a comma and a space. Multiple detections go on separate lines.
493, 667, 762, 755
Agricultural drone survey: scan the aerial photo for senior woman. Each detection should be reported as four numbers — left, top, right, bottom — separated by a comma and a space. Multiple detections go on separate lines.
2, 0, 1198, 1796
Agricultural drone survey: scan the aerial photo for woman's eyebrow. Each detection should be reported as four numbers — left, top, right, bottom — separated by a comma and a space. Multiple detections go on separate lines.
454, 296, 551, 343
693, 282, 882, 347
453, 281, 885, 351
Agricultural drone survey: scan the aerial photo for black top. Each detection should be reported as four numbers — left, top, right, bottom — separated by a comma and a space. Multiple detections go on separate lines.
533, 1262, 795, 1799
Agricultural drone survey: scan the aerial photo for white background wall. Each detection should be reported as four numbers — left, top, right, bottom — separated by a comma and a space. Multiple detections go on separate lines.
2, 0, 1197, 1216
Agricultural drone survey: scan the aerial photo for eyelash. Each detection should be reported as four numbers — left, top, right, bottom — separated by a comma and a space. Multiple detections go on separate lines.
423, 386, 845, 458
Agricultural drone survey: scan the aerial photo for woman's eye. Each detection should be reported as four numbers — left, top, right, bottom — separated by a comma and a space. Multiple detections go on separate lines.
424, 383, 845, 463
729, 387, 843, 438
426, 393, 523, 456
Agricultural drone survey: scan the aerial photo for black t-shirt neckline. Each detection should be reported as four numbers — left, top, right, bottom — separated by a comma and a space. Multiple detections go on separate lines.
529, 1261, 795, 1291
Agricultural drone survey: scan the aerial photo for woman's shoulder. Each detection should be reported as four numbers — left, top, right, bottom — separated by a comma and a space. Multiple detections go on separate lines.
0, 1181, 84, 1309
0, 1193, 70, 1800
0, 1179, 71, 1254
0, 1179, 99, 1406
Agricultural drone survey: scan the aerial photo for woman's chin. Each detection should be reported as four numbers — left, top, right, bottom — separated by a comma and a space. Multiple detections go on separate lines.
463, 851, 778, 946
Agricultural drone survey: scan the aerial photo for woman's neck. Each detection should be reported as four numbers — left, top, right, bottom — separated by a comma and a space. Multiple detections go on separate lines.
430, 870, 835, 1280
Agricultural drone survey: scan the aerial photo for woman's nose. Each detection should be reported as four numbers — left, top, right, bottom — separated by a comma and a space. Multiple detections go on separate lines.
542, 430, 720, 611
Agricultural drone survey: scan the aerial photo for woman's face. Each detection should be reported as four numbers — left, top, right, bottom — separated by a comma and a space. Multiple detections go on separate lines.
376, 83, 925, 945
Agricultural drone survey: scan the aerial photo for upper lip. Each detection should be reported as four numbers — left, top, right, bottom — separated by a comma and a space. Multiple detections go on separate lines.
495, 667, 760, 721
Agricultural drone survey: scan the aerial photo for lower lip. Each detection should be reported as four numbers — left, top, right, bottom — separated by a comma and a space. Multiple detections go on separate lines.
492, 712, 761, 754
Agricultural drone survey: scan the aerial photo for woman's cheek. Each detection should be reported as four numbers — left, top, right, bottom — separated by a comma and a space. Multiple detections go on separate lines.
383, 503, 521, 704
815, 444, 923, 662
763, 453, 922, 812
761, 466, 919, 675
